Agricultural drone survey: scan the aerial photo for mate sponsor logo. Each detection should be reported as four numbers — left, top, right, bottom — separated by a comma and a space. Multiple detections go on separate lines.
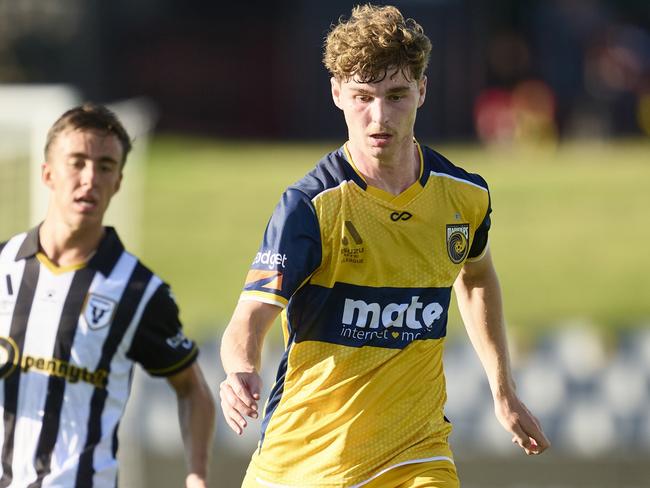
291, 283, 451, 348
340, 295, 445, 343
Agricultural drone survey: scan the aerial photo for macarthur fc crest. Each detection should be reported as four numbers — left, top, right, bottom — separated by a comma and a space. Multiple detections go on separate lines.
446, 224, 470, 264
83, 294, 117, 330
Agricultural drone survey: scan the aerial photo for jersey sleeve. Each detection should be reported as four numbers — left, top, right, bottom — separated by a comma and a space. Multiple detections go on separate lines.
127, 283, 198, 377
240, 189, 322, 308
467, 178, 492, 261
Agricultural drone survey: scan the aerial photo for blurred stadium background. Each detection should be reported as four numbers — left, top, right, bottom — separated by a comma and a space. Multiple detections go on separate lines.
1, 0, 649, 486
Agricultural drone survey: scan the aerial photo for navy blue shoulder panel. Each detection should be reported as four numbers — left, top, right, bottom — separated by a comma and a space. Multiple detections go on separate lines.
421, 145, 492, 259
244, 147, 363, 301
289, 147, 366, 199
422, 145, 489, 191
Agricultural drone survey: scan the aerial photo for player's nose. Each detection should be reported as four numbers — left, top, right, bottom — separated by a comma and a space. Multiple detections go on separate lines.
369, 98, 389, 125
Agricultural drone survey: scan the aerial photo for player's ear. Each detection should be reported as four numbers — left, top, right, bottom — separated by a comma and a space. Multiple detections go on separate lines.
331, 77, 343, 109
417, 76, 427, 108
113, 170, 123, 195
41, 162, 54, 190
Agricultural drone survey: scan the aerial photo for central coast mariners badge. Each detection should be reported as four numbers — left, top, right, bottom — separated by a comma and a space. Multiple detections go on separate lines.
83, 294, 117, 330
446, 224, 470, 264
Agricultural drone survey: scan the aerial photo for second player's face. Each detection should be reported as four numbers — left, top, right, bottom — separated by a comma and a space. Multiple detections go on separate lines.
331, 70, 426, 164
42, 129, 123, 232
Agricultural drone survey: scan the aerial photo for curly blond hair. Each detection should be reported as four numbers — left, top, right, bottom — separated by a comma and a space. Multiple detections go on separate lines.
323, 4, 432, 82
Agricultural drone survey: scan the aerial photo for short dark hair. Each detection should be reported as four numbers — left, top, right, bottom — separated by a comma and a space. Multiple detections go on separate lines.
45, 103, 133, 165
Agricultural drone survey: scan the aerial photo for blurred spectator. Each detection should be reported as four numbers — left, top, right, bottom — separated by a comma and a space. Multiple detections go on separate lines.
0, 0, 648, 140
474, 80, 557, 147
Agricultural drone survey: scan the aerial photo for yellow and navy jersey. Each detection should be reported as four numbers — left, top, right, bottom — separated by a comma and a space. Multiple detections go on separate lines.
241, 142, 491, 487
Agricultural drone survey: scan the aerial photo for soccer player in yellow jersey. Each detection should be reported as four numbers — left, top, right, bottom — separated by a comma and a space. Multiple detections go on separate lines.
220, 4, 550, 487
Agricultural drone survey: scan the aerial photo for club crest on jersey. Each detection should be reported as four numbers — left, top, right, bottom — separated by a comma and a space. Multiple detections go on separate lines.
83, 294, 116, 330
446, 224, 470, 264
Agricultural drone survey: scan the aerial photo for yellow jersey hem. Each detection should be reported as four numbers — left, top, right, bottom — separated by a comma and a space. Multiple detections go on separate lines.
253, 456, 455, 488
350, 456, 455, 488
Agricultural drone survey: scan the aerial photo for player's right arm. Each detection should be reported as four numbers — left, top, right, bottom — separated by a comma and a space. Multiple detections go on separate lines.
219, 300, 281, 435
220, 188, 322, 435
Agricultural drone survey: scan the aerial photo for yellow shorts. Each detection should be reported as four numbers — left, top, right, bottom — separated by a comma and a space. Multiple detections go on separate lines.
363, 460, 459, 488
241, 460, 459, 488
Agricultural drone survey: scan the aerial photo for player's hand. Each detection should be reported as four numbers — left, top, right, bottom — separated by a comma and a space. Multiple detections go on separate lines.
185, 473, 208, 488
494, 393, 550, 455
219, 371, 262, 435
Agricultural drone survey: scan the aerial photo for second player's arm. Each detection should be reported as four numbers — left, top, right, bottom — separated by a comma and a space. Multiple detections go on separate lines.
219, 300, 281, 435
167, 363, 216, 488
453, 247, 550, 455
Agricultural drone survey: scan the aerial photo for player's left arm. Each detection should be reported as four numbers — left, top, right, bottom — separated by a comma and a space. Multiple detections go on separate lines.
167, 362, 216, 488
454, 247, 550, 455
128, 283, 216, 487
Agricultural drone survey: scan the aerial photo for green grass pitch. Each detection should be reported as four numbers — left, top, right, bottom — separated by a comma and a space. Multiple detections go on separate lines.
133, 137, 650, 341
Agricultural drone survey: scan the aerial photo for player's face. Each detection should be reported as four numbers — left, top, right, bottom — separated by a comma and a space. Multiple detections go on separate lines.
42, 129, 123, 231
331, 70, 426, 164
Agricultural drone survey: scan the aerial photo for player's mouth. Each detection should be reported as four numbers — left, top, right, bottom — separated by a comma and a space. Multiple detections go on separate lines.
369, 132, 393, 146
73, 195, 99, 212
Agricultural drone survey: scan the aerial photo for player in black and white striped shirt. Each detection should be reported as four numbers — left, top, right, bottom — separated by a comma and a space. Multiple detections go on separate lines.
0, 104, 215, 487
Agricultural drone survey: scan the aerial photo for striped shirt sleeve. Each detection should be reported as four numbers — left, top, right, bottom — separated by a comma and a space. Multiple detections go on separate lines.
127, 283, 198, 376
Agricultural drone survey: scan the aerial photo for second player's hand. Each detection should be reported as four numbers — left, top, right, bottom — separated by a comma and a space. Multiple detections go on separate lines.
494, 393, 550, 455
185, 473, 208, 488
219, 372, 262, 435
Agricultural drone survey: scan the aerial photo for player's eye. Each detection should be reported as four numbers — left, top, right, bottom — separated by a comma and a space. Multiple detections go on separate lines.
97, 159, 118, 173
69, 158, 85, 169
356, 95, 372, 103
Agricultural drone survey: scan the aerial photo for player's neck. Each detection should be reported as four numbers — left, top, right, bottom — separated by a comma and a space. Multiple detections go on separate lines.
347, 140, 420, 196
39, 217, 104, 268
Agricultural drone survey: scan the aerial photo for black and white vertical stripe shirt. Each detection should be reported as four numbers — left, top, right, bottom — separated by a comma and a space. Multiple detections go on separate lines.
0, 226, 198, 487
